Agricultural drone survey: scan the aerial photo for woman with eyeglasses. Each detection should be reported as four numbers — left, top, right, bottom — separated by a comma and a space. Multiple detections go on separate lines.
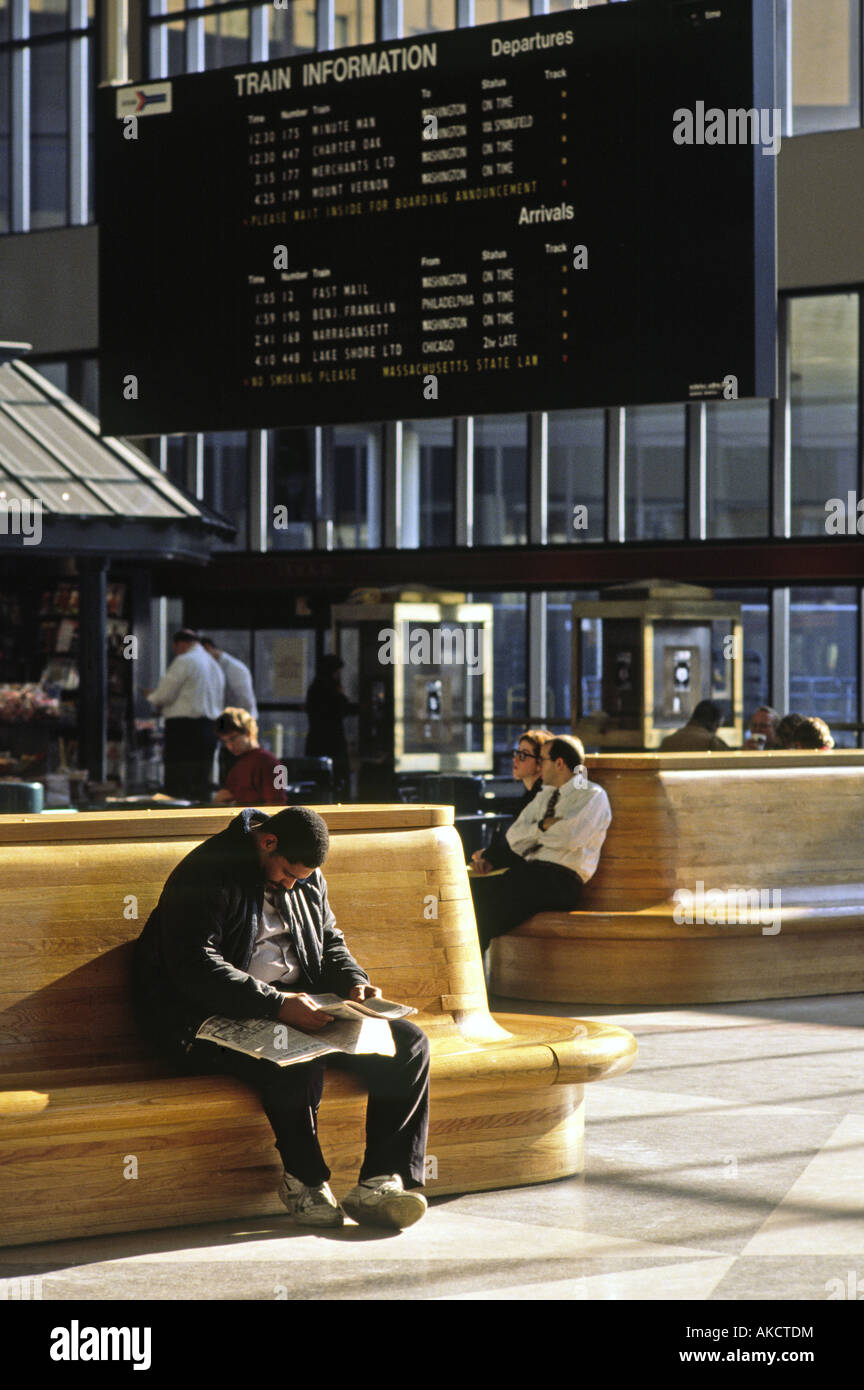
470, 728, 554, 875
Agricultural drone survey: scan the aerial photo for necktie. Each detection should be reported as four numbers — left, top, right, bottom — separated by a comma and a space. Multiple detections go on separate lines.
524, 788, 560, 857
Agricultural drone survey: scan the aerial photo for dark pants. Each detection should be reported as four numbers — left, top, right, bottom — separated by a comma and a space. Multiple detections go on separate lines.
183, 1018, 430, 1189
163, 717, 217, 802
470, 859, 584, 952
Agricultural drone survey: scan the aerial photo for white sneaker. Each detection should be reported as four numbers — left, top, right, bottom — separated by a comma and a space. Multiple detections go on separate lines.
342, 1174, 427, 1230
278, 1172, 345, 1227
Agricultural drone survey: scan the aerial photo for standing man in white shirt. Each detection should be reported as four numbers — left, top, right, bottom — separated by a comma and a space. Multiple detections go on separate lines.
469, 736, 611, 953
201, 638, 258, 719
146, 629, 226, 802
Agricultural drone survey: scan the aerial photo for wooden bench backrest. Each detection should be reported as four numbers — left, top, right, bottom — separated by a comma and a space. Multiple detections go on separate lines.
584, 752, 864, 911
0, 806, 487, 1078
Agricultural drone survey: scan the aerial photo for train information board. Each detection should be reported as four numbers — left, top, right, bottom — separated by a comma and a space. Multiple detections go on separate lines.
97, 0, 776, 436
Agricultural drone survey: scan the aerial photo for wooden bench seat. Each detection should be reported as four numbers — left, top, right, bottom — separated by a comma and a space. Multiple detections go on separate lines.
0, 805, 636, 1247
489, 752, 864, 1004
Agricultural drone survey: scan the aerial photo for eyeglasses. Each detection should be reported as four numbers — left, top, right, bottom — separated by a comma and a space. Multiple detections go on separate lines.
511, 748, 538, 761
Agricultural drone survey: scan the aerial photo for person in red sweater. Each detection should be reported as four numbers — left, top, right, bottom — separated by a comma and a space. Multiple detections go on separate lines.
214, 707, 288, 807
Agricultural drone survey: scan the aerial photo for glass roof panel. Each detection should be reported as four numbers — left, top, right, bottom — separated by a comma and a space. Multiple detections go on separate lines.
34, 479, 114, 514
91, 480, 185, 517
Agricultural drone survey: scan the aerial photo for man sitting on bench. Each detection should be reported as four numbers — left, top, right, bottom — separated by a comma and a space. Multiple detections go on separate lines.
132, 805, 430, 1231
469, 736, 611, 953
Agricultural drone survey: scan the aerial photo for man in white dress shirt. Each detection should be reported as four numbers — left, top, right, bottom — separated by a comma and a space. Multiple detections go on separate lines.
469, 736, 611, 952
146, 629, 226, 802
201, 638, 258, 719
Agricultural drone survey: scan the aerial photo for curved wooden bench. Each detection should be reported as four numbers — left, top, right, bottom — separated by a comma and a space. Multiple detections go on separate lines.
0, 805, 636, 1247
489, 751, 864, 1004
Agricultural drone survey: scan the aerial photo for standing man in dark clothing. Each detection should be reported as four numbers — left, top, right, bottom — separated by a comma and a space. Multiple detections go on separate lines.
132, 805, 430, 1229
304, 654, 358, 799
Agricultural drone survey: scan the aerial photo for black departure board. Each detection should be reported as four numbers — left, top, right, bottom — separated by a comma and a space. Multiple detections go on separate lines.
97, 0, 776, 437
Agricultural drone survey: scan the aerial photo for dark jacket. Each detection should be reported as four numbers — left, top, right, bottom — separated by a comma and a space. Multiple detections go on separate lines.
304, 677, 357, 759
132, 807, 368, 1052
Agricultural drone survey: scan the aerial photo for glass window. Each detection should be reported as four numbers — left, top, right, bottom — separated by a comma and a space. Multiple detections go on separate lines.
161, 18, 187, 75
164, 436, 187, 490
789, 586, 858, 744
789, 293, 859, 537
270, 3, 317, 58
256, 709, 308, 760
77, 357, 99, 418
403, 0, 456, 37
31, 41, 69, 228
791, 0, 860, 133
547, 409, 605, 543
474, 0, 531, 25
575, 612, 603, 731
481, 592, 527, 764
714, 587, 771, 726
30, 0, 70, 38
334, 0, 374, 49
0, 51, 9, 233
473, 413, 528, 545
331, 424, 382, 549
546, 590, 600, 733
624, 404, 686, 540
706, 399, 771, 538
401, 419, 455, 548
269, 425, 316, 550
204, 7, 250, 68
202, 431, 249, 549
87, 32, 95, 222
32, 361, 69, 393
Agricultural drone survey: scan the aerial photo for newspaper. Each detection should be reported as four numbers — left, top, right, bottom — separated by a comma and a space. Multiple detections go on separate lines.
306, 993, 416, 1021
195, 1012, 397, 1066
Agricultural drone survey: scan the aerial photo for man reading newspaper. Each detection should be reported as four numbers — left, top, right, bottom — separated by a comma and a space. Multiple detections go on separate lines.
132, 806, 430, 1230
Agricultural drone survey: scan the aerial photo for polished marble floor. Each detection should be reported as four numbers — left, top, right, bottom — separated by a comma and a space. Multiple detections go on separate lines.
2, 993, 862, 1302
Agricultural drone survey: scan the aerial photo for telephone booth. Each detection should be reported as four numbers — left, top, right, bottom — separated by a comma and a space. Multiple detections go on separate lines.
571, 580, 743, 750
332, 596, 494, 796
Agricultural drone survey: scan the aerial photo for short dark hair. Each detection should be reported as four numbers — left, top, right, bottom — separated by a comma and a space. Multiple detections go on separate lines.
776, 712, 805, 748
543, 736, 584, 771
692, 699, 724, 731
173, 628, 200, 644
264, 806, 330, 867
200, 636, 217, 650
